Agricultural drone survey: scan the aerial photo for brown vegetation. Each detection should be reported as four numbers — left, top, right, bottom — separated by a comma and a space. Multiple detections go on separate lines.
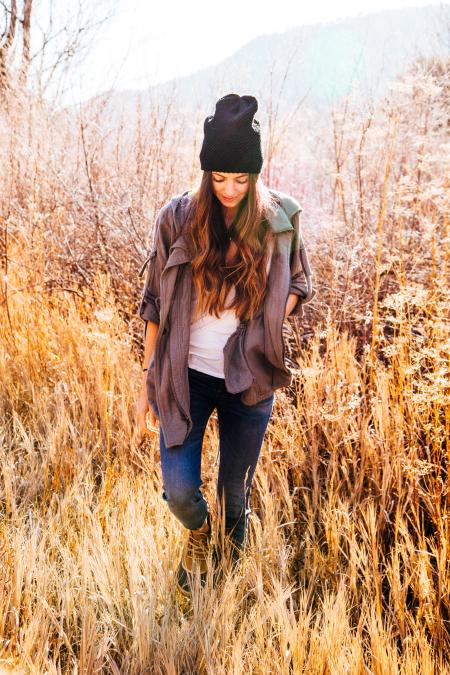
0, 53, 448, 672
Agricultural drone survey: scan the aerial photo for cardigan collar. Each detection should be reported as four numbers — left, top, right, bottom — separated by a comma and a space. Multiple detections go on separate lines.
178, 188, 294, 230
163, 189, 294, 270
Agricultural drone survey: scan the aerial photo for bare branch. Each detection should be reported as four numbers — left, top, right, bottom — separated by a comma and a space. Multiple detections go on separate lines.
18, 0, 31, 86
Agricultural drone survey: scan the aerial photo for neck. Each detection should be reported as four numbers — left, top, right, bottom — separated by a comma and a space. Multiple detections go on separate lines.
222, 205, 238, 226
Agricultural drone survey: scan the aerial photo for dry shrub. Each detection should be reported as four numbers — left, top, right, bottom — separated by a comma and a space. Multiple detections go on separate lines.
0, 57, 448, 673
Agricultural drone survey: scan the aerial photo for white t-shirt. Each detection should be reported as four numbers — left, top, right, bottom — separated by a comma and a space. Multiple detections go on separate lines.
188, 283, 239, 378
188, 240, 273, 378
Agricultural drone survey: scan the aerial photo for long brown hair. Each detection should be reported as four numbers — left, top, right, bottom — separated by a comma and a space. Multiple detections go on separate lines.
184, 171, 279, 322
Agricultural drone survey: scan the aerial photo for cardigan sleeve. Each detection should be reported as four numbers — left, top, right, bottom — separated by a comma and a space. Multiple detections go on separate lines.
138, 202, 174, 331
287, 208, 315, 319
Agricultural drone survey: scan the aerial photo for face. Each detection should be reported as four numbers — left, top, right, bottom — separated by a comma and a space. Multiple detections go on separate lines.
211, 172, 249, 208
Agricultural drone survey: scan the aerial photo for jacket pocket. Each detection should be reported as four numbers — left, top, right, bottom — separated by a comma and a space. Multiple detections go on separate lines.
223, 321, 254, 393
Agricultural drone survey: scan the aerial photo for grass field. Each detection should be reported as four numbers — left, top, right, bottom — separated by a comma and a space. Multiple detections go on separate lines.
0, 59, 448, 672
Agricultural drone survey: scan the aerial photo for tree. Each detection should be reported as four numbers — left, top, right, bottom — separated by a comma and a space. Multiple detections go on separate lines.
0, 0, 115, 99
0, 0, 17, 90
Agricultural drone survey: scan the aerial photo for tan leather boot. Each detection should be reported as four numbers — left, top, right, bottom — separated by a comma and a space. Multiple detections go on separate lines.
176, 511, 212, 597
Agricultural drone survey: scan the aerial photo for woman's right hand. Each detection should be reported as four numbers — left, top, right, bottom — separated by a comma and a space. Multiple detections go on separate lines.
136, 386, 159, 437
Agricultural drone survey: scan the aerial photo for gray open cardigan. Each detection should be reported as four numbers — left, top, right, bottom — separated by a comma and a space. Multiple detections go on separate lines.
138, 188, 315, 448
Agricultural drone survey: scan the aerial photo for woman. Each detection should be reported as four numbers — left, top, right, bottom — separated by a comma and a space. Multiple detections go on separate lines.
136, 93, 314, 598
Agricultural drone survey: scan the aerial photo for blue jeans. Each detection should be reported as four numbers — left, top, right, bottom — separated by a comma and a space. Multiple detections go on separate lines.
159, 367, 274, 555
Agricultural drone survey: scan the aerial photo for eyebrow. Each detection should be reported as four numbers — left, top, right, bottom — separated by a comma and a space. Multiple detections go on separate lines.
213, 172, 248, 178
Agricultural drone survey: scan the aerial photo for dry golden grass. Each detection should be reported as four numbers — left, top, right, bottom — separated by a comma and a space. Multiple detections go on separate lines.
0, 260, 448, 672
0, 59, 449, 673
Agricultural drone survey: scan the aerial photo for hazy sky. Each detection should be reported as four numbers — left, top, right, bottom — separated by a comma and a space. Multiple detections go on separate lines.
66, 0, 444, 104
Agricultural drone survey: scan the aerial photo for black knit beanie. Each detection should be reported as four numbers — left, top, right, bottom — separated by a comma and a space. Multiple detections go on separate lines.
199, 93, 263, 174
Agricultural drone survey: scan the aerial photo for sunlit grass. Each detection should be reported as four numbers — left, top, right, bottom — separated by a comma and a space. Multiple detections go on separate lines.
0, 59, 448, 672
0, 254, 448, 671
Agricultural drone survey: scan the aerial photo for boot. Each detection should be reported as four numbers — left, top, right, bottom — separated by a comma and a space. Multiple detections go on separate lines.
176, 510, 212, 597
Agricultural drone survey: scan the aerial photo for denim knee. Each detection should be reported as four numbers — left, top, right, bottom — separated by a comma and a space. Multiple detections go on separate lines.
162, 485, 208, 530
